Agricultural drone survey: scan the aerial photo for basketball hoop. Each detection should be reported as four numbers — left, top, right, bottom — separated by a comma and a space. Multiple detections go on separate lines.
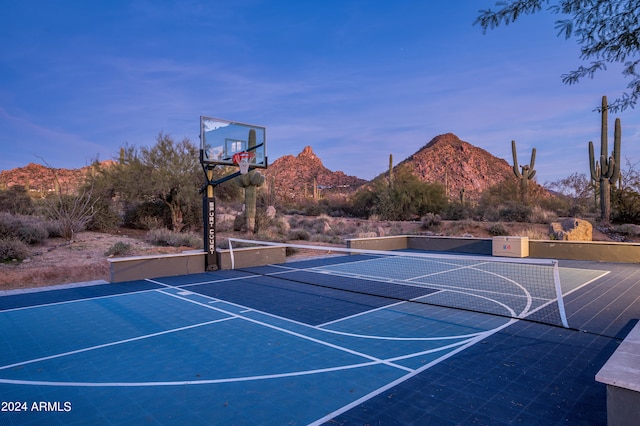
232, 151, 255, 175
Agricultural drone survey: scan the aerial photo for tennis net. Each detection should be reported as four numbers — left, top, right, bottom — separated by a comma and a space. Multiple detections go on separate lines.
227, 238, 569, 328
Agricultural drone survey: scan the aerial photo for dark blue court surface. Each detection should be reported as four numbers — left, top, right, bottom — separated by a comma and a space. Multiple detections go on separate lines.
0, 253, 638, 425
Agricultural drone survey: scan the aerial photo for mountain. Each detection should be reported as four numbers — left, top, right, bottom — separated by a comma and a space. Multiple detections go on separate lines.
392, 133, 514, 199
265, 146, 367, 201
0, 162, 98, 195
1, 136, 517, 203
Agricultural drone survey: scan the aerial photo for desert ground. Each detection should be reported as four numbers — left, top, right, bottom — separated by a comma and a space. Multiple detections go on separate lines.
0, 218, 631, 291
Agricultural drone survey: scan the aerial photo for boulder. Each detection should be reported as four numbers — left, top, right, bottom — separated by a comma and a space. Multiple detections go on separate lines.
549, 218, 593, 241
265, 205, 276, 219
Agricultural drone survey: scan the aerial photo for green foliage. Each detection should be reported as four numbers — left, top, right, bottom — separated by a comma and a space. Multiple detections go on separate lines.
0, 186, 34, 214
588, 96, 622, 224
233, 130, 266, 233
475, 0, 640, 111
349, 167, 447, 220
288, 229, 311, 241
421, 213, 442, 231
86, 197, 120, 232
104, 241, 132, 257
498, 202, 533, 222
511, 140, 537, 204
442, 202, 473, 220
545, 172, 593, 216
0, 238, 30, 262
123, 200, 171, 230
487, 223, 509, 236
102, 134, 202, 232
612, 187, 640, 224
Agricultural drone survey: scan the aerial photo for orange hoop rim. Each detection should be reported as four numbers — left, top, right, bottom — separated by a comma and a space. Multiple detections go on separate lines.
232, 151, 255, 164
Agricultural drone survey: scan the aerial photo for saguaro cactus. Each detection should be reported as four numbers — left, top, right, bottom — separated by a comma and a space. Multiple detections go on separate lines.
235, 129, 265, 233
589, 96, 621, 224
511, 140, 536, 203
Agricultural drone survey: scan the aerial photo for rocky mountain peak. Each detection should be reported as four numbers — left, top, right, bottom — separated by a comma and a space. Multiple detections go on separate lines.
299, 146, 318, 160
397, 133, 514, 199
266, 147, 365, 201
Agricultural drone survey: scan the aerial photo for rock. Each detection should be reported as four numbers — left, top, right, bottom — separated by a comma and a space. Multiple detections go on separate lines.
550, 218, 593, 241
265, 206, 276, 219
217, 213, 235, 224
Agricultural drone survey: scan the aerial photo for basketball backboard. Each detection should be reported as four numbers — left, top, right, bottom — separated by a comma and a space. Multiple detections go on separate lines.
200, 116, 267, 168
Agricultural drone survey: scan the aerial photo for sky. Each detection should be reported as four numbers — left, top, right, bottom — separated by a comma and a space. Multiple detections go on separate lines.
1, 1, 638, 185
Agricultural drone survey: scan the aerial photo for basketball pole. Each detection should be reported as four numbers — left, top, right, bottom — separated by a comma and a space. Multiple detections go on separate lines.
202, 164, 218, 271
200, 157, 244, 271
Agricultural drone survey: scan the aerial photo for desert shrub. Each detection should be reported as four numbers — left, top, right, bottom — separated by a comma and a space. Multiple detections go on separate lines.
388, 223, 404, 236
495, 202, 532, 222
0, 213, 49, 245
16, 222, 49, 245
528, 206, 557, 224
421, 213, 442, 230
487, 223, 509, 236
612, 187, 640, 224
0, 238, 31, 261
517, 227, 549, 240
123, 201, 170, 230
442, 202, 472, 220
0, 186, 33, 214
145, 228, 201, 248
288, 229, 310, 241
349, 167, 447, 220
86, 198, 121, 232
311, 234, 342, 244
612, 223, 640, 237
104, 241, 132, 257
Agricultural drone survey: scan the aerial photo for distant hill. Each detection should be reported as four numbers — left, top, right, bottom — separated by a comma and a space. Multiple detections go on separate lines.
0, 162, 99, 195
265, 146, 367, 201
391, 133, 515, 199
0, 135, 521, 203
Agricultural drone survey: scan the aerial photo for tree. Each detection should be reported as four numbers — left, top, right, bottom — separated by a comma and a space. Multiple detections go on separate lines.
545, 172, 593, 215
108, 134, 202, 232
475, 0, 640, 112
350, 167, 447, 220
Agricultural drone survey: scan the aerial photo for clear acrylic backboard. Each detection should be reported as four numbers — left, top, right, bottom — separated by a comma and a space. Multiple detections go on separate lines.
200, 116, 267, 168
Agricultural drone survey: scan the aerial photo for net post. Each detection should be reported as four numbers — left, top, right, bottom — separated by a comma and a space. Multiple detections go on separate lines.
229, 238, 236, 270
552, 260, 569, 328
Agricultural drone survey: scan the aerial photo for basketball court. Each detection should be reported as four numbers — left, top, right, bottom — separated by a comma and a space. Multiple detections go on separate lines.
1, 248, 637, 425
2, 117, 638, 424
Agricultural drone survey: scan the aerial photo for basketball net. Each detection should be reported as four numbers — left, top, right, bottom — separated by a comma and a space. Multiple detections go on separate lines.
232, 151, 255, 175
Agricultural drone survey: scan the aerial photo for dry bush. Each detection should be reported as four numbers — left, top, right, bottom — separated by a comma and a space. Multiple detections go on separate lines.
516, 227, 550, 240
528, 206, 557, 224
145, 228, 201, 248
0, 238, 31, 261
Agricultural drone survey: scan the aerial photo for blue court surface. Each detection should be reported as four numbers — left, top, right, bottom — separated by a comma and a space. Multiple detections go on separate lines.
0, 252, 638, 425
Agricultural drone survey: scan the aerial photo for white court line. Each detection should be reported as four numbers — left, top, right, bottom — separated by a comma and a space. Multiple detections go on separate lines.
309, 318, 519, 426
169, 269, 516, 342
0, 317, 235, 371
562, 270, 611, 296
0, 277, 509, 392
0, 287, 159, 313
153, 285, 415, 373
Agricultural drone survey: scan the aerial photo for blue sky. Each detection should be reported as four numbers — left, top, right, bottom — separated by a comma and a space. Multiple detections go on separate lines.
1, 1, 638, 184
